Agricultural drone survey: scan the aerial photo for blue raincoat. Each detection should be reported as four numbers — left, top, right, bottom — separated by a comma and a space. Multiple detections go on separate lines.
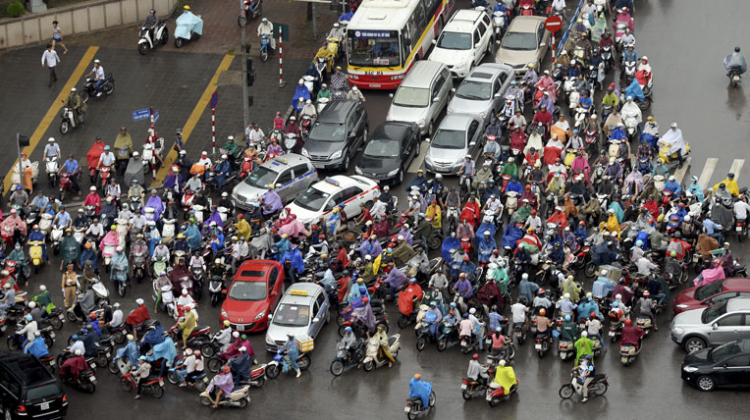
148, 336, 177, 367
688, 180, 705, 202
501, 224, 523, 250
24, 337, 49, 358
185, 224, 201, 250
409, 378, 432, 408
292, 85, 311, 111
608, 201, 624, 223
441, 236, 461, 262
478, 236, 497, 262
175, 11, 203, 39
79, 248, 97, 270
474, 222, 497, 244
624, 79, 645, 103
115, 340, 140, 366
283, 248, 304, 274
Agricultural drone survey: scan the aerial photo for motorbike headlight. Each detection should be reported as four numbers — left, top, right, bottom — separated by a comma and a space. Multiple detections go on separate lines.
387, 168, 399, 177
330, 150, 342, 160
221, 309, 228, 319
683, 366, 699, 373
301, 148, 310, 158
672, 327, 684, 335
254, 310, 266, 321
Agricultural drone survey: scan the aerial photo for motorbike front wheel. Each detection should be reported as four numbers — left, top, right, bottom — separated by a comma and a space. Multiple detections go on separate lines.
103, 82, 114, 96
161, 27, 169, 45
60, 121, 69, 135
261, 49, 268, 62
558, 384, 574, 399
330, 360, 344, 376
207, 357, 223, 373
266, 364, 280, 379
138, 42, 149, 55
117, 281, 126, 297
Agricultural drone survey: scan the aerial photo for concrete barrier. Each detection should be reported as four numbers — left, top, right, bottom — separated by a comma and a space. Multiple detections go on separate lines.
0, 0, 179, 50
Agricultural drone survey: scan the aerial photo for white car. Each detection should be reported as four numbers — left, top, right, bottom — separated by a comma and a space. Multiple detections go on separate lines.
286, 175, 379, 224
265, 283, 329, 352
428, 9, 494, 79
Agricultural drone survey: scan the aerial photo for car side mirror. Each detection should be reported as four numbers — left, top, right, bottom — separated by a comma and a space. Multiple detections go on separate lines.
470, 141, 477, 146
494, 93, 501, 98
389, 93, 394, 99
451, 88, 456, 93
475, 43, 481, 49
267, 313, 273, 320
431, 39, 437, 45
432, 96, 440, 103
275, 183, 282, 189
424, 138, 431, 143
540, 42, 546, 47
313, 317, 320, 323
712, 323, 719, 330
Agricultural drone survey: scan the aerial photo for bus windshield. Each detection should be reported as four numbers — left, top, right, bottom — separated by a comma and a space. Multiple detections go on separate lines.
347, 32, 403, 67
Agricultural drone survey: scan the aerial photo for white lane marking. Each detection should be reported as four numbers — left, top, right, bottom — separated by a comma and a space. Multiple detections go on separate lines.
698, 158, 719, 189
729, 159, 745, 182
673, 157, 691, 184
408, 141, 429, 173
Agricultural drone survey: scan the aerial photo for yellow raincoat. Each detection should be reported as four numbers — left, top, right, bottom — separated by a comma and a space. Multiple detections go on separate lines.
425, 204, 442, 229
605, 213, 621, 239
234, 218, 252, 241
713, 177, 739, 197
179, 310, 196, 342
493, 365, 517, 395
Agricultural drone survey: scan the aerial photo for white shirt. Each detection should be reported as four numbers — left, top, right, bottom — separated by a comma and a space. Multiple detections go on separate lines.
86, 223, 104, 237
734, 201, 750, 220
70, 340, 85, 354
99, 151, 115, 166
111, 309, 124, 327
42, 49, 60, 67
511, 303, 528, 323
248, 128, 265, 145
257, 22, 273, 36
44, 143, 61, 158
92, 65, 105, 81
552, 0, 566, 12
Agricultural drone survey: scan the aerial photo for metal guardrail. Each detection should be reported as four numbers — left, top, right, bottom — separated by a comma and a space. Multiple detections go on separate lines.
556, 0, 586, 52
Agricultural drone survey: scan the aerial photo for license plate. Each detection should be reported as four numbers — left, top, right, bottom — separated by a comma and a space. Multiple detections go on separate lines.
106, 352, 111, 358
90, 362, 97, 368
40, 402, 49, 410
461, 341, 467, 347
203, 377, 209, 383
313, 163, 326, 169
404, 407, 411, 412
737, 226, 743, 232
59, 314, 65, 320
90, 376, 96, 382
49, 360, 56, 366
486, 395, 492, 401
369, 84, 382, 88
692, 254, 699, 263
535, 344, 542, 350
49, 332, 55, 338
461, 384, 467, 390
608, 331, 615, 337
237, 325, 245, 331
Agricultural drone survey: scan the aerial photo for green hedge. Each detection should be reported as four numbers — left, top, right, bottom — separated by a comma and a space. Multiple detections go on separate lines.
6, 1, 24, 17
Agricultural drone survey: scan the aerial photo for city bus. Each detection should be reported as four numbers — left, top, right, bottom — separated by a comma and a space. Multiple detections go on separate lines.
346, 0, 454, 90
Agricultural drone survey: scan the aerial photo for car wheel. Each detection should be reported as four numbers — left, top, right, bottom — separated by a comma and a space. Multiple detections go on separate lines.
697, 375, 716, 392
398, 170, 404, 184
415, 140, 421, 156
343, 155, 350, 171
684, 337, 706, 353
427, 121, 435, 137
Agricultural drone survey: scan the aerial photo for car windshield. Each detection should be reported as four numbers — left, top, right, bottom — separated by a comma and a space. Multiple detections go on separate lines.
702, 299, 729, 324
309, 122, 347, 142
695, 280, 724, 301
294, 187, 330, 211
272, 303, 310, 327
243, 166, 278, 189
228, 280, 267, 301
502, 32, 537, 51
456, 80, 492, 101
437, 31, 472, 50
431, 129, 466, 149
393, 87, 429, 108
364, 139, 400, 158
709, 341, 743, 363
347, 33, 402, 67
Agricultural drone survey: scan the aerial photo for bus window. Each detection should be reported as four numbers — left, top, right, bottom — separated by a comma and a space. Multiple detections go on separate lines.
422, 0, 439, 17
408, 1, 426, 48
347, 31, 403, 67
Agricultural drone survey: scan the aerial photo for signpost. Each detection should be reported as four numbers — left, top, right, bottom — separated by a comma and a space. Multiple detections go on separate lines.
211, 91, 218, 154
132, 108, 151, 122
279, 26, 284, 87
545, 15, 563, 63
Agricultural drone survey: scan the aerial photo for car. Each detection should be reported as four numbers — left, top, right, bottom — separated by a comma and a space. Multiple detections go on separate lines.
231, 154, 318, 211
423, 113, 484, 174
354, 121, 422, 184
447, 63, 515, 126
220, 260, 285, 333
386, 61, 452, 136
0, 353, 68, 420
673, 278, 750, 315
494, 15, 550, 76
265, 282, 329, 352
681, 339, 750, 391
301, 99, 369, 171
428, 9, 494, 79
286, 175, 379, 224
670, 297, 750, 353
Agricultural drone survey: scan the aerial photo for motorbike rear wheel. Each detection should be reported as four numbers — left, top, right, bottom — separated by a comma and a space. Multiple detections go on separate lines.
103, 82, 114, 96
161, 27, 169, 45
298, 354, 311, 371
594, 381, 608, 396
167, 371, 180, 385
261, 49, 268, 62
117, 281, 126, 297
584, 262, 597, 278
82, 381, 96, 394
362, 360, 374, 372
200, 343, 215, 358
151, 384, 164, 399
49, 316, 63, 330
637, 98, 651, 111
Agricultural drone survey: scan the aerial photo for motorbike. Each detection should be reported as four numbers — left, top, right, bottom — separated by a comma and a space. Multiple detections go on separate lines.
119, 371, 164, 398
111, 262, 129, 297
174, 9, 203, 48
60, 367, 97, 394
167, 322, 211, 349
141, 135, 164, 175
266, 349, 311, 379
316, 97, 330, 114
28, 240, 45, 274
238, 0, 262, 27
491, 10, 506, 37
534, 332, 552, 358
283, 133, 298, 154
80, 73, 115, 101
132, 251, 148, 283
208, 275, 225, 307
622, 59, 637, 85
362, 334, 400, 372
620, 343, 640, 366
199, 385, 250, 408
558, 372, 608, 400
436, 321, 461, 352
114, 147, 130, 175
486, 379, 518, 407
259, 33, 272, 62
98, 165, 112, 194
138, 20, 169, 55
404, 385, 436, 419
636, 315, 653, 336
59, 105, 84, 135
461, 376, 487, 401
167, 366, 208, 390
330, 339, 366, 376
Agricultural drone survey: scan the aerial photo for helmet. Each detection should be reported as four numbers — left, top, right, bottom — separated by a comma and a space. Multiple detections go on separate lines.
590, 312, 597, 318
643, 291, 650, 297
564, 314, 571, 321
625, 319, 632, 326
581, 331, 588, 337
472, 354, 479, 360
736, 46, 741, 53
539, 308, 546, 315
537, 289, 545, 296
223, 366, 231, 373
413, 374, 421, 380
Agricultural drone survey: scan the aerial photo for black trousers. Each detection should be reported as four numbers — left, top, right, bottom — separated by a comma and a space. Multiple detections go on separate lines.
49, 66, 58, 85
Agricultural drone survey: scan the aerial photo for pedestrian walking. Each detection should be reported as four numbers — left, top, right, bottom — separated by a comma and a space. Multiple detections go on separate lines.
51, 21, 69, 54
41, 44, 60, 87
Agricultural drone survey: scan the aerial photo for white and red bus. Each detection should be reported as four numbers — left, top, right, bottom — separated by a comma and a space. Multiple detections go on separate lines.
346, 0, 454, 90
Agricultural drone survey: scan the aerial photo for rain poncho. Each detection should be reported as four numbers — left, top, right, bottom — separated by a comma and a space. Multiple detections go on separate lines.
409, 378, 432, 408
283, 248, 305, 274
279, 219, 309, 239
493, 365, 517, 395
185, 223, 201, 250
175, 10, 203, 39
143, 195, 165, 219
688, 179, 705, 202
624, 79, 645, 103
262, 190, 283, 214
659, 128, 687, 156
292, 84, 311, 111
24, 336, 49, 358
724, 52, 747, 74
502, 224, 523, 250
352, 303, 376, 332
441, 236, 461, 261
147, 336, 177, 367
115, 340, 140, 365
207, 372, 234, 395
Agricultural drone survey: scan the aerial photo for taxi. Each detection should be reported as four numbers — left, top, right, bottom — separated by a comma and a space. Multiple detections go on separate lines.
264, 283, 329, 352
231, 154, 318, 211
285, 175, 379, 224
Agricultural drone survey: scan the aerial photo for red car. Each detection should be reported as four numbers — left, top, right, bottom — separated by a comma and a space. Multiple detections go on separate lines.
673, 278, 750, 315
220, 260, 285, 332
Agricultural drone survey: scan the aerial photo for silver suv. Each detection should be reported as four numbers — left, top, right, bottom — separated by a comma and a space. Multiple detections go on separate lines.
231, 154, 318, 211
671, 297, 750, 353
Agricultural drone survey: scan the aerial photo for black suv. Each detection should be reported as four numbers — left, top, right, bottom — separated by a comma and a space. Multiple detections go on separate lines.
301, 99, 369, 171
0, 353, 67, 419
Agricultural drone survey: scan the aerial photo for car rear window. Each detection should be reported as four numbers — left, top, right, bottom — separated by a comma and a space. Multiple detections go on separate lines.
239, 270, 265, 278
25, 383, 60, 401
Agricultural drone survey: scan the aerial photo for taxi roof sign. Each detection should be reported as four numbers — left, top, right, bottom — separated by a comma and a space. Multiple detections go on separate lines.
324, 177, 340, 187
274, 157, 288, 165
289, 289, 309, 296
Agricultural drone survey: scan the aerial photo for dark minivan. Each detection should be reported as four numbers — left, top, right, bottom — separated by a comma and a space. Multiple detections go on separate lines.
301, 99, 368, 171
0, 353, 67, 419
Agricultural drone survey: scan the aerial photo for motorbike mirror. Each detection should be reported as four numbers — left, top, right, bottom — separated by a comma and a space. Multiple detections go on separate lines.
389, 93, 394, 99
495, 40, 501, 45
540, 42, 546, 47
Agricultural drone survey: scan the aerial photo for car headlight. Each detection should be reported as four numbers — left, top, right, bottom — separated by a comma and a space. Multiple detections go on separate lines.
424, 155, 433, 165
221, 309, 228, 319
265, 335, 274, 345
675, 304, 690, 309
479, 111, 487, 118
672, 327, 684, 335
301, 148, 310, 158
455, 156, 466, 164
254, 310, 266, 321
683, 366, 699, 373
417, 119, 425, 128
355, 167, 363, 175
387, 168, 399, 177
330, 150, 342, 160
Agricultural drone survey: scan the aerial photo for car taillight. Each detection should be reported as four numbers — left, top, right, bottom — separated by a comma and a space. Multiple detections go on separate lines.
17, 405, 26, 413
62, 395, 67, 403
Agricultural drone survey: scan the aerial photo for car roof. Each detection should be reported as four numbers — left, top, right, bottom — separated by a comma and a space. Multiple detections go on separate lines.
280, 283, 324, 305
234, 260, 280, 281
468, 63, 513, 79
401, 61, 445, 88
438, 113, 479, 130
308, 175, 360, 194
452, 9, 484, 23
722, 278, 750, 290
507, 16, 545, 33
0, 353, 54, 387
316, 99, 358, 123
261, 154, 310, 171
726, 297, 750, 312
443, 21, 475, 34
371, 122, 416, 141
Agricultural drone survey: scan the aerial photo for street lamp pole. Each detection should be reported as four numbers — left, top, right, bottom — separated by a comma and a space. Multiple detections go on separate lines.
240, 0, 250, 130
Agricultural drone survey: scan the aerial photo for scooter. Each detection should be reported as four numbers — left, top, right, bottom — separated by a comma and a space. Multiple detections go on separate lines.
635, 315, 653, 335
199, 385, 250, 408
59, 106, 84, 135
330, 339, 365, 376
558, 339, 574, 361
28, 240, 45, 274
266, 349, 311, 379
534, 332, 552, 358
461, 376, 487, 401
174, 9, 203, 48
558, 372, 608, 400
259, 33, 272, 62
404, 384, 435, 418
491, 10, 506, 38
50, 224, 64, 255
619, 343, 640, 366
80, 73, 115, 101
208, 275, 225, 307
167, 367, 209, 390
237, 0, 263, 27
283, 133, 298, 154
138, 20, 169, 55
486, 380, 518, 407
141, 135, 164, 175
362, 334, 400, 372
111, 262, 129, 297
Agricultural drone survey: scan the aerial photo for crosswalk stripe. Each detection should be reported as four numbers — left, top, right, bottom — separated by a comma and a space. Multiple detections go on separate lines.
408, 141, 429, 173
673, 157, 691, 184
729, 159, 745, 182
698, 158, 719, 189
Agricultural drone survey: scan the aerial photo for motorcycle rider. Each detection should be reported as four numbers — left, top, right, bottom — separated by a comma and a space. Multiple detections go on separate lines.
346, 85, 365, 103
637, 290, 658, 331
620, 44, 638, 81
257, 17, 275, 50
85, 59, 106, 96
491, 359, 517, 396
63, 88, 85, 126
725, 46, 747, 77
144, 9, 158, 44
466, 353, 489, 386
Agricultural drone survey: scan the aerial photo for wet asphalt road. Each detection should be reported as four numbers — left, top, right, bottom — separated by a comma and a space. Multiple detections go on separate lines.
10, 1, 750, 419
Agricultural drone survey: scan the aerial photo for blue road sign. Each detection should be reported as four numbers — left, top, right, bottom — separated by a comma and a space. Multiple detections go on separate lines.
210, 91, 219, 108
154, 109, 160, 124
132, 108, 150, 121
